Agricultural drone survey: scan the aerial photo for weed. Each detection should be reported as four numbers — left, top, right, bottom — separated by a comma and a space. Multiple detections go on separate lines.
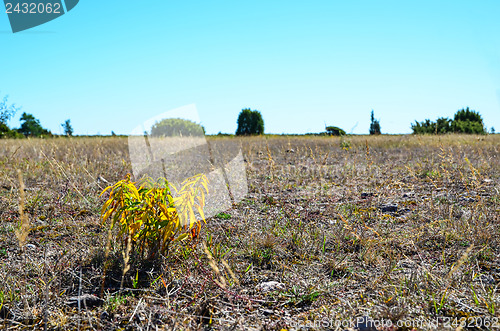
215, 212, 231, 220
14, 169, 30, 248
101, 173, 209, 257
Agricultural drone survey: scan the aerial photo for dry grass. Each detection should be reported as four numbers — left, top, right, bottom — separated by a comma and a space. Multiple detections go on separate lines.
0, 134, 499, 330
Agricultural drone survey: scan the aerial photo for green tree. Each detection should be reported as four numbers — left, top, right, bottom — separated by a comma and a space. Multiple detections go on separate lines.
435, 117, 452, 134
412, 107, 486, 135
151, 118, 205, 137
325, 126, 346, 136
369, 110, 381, 135
61, 119, 73, 136
451, 107, 485, 134
18, 113, 51, 137
0, 93, 20, 125
235, 108, 264, 136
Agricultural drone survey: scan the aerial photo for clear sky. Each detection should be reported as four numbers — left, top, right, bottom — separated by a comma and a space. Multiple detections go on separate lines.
1, 1, 499, 135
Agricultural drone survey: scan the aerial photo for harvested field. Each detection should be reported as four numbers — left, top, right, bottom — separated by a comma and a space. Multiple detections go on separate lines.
0, 135, 499, 330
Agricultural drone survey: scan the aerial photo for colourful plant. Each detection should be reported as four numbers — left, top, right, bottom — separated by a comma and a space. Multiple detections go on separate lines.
100, 173, 209, 257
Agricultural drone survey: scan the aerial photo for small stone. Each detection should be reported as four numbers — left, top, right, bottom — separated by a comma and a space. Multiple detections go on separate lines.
474, 274, 495, 285
459, 197, 476, 203
66, 294, 104, 308
100, 311, 110, 320
286, 149, 295, 153
361, 192, 374, 199
256, 281, 285, 293
262, 309, 274, 316
25, 244, 36, 250
97, 176, 109, 184
379, 204, 398, 213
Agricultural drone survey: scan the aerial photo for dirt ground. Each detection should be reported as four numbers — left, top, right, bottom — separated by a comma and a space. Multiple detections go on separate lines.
0, 134, 499, 330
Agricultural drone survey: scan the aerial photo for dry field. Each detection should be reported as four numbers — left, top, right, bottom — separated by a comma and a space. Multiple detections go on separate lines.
0, 134, 499, 330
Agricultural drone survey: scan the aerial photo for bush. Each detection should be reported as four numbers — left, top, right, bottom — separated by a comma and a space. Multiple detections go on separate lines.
411, 117, 452, 134
325, 126, 346, 136
236, 109, 264, 136
0, 123, 23, 139
151, 118, 205, 137
412, 107, 486, 135
451, 107, 486, 134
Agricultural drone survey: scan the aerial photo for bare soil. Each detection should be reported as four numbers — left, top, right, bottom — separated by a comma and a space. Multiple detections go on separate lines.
0, 135, 499, 330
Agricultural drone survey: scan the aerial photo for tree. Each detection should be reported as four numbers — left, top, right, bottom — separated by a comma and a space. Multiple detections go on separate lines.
236, 108, 264, 136
450, 107, 485, 134
61, 119, 73, 136
151, 118, 205, 137
0, 93, 23, 139
325, 126, 346, 136
492, 127, 496, 134
18, 113, 51, 137
0, 93, 20, 125
369, 110, 381, 135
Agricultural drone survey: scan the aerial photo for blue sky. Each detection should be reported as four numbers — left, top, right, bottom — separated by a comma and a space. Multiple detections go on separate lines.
1, 1, 499, 135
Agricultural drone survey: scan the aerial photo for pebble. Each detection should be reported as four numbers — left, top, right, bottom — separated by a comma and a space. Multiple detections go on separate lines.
379, 204, 398, 213
66, 294, 104, 308
256, 281, 285, 293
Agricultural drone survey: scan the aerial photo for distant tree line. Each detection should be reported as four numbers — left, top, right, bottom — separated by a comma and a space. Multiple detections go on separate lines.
412, 107, 486, 134
1, 92, 73, 138
2, 92, 495, 138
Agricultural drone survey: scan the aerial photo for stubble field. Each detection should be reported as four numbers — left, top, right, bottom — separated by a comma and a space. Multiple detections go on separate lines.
0, 134, 499, 330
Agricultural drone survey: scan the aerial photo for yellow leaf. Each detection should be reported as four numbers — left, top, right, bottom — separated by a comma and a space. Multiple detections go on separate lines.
197, 206, 206, 223
201, 181, 208, 194
99, 185, 114, 197
174, 233, 189, 242
189, 208, 196, 228
129, 221, 142, 235
159, 204, 168, 217
101, 198, 113, 215
124, 182, 139, 199
102, 208, 114, 223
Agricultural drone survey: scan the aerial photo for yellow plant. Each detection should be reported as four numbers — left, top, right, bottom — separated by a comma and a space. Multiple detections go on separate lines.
100, 174, 209, 257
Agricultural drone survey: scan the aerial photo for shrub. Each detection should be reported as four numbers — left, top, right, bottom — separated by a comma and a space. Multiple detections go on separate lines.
451, 107, 485, 134
151, 118, 205, 137
325, 126, 346, 136
100, 174, 208, 258
0, 123, 23, 139
412, 107, 486, 135
411, 117, 452, 134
